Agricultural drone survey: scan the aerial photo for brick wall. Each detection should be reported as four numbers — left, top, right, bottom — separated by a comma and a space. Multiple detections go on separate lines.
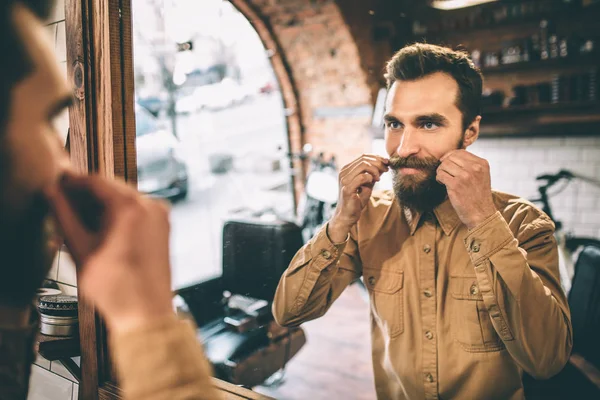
238, 0, 374, 166
28, 1, 80, 399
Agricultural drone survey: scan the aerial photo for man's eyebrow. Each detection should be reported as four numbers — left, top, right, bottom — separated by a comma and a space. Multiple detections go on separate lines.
48, 96, 74, 120
383, 114, 400, 123
414, 113, 449, 125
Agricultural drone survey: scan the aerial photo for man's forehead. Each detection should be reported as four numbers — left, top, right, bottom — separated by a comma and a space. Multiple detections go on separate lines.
12, 5, 67, 88
11, 5, 71, 109
385, 73, 460, 118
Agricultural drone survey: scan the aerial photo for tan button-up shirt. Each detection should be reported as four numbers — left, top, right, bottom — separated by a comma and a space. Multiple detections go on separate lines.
273, 190, 572, 400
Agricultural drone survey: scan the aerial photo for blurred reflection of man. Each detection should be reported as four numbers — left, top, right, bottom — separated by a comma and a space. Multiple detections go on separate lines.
0, 1, 220, 398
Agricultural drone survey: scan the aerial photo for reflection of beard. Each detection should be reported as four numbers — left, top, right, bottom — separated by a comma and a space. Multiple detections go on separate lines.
0, 193, 56, 306
389, 155, 447, 213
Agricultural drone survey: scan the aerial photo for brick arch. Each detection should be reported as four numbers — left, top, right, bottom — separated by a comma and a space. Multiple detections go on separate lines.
229, 0, 374, 187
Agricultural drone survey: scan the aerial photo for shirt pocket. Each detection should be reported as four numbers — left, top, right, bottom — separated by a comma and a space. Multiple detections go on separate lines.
363, 267, 404, 338
449, 276, 504, 352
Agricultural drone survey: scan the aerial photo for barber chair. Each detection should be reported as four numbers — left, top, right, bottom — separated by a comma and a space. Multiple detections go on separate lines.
174, 216, 306, 388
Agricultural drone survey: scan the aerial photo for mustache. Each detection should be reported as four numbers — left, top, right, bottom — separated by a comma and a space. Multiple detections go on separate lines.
388, 156, 441, 171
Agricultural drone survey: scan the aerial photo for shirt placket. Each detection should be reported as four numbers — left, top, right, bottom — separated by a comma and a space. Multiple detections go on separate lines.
420, 215, 438, 399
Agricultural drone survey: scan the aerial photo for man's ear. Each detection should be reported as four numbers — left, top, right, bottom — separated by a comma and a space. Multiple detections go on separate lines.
462, 115, 481, 149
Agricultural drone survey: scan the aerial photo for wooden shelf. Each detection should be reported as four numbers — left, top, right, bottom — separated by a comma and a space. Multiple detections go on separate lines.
481, 54, 600, 75
479, 101, 600, 136
97, 379, 275, 400
483, 101, 600, 116
426, 3, 600, 42
37, 333, 80, 361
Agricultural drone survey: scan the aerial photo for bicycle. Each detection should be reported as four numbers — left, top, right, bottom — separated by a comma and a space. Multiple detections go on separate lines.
530, 169, 600, 294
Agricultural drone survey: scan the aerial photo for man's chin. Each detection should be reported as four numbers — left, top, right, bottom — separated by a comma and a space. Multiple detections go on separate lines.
392, 172, 447, 212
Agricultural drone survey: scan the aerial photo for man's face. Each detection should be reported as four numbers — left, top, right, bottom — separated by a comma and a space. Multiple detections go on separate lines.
384, 72, 478, 211
0, 4, 72, 290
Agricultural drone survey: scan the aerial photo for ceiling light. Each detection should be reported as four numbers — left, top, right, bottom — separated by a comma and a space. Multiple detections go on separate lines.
430, 0, 498, 10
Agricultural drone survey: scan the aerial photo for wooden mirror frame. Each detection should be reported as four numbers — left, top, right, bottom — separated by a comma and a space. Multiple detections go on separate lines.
65, 0, 303, 397
66, 0, 136, 398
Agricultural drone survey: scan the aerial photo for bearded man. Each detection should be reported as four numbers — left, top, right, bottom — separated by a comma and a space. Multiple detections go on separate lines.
272, 43, 572, 400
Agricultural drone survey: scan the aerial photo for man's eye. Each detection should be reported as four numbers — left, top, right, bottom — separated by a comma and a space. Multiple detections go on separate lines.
387, 121, 401, 130
422, 122, 439, 130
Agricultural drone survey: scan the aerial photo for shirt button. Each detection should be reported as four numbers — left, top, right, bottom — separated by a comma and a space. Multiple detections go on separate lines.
423, 289, 433, 298
321, 249, 332, 259
470, 284, 479, 295
471, 243, 481, 253
425, 331, 434, 340
368, 276, 376, 286
425, 373, 434, 383
423, 244, 431, 254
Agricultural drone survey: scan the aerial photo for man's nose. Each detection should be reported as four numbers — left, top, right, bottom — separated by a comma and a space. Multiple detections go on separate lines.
396, 130, 420, 158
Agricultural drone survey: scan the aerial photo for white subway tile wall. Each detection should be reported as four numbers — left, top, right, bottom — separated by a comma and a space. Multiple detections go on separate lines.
34, 354, 51, 370
48, 252, 60, 282
465, 137, 600, 238
50, 360, 78, 383
49, 0, 66, 23
57, 250, 77, 287
27, 366, 73, 400
373, 136, 600, 238
55, 22, 66, 63
56, 283, 78, 297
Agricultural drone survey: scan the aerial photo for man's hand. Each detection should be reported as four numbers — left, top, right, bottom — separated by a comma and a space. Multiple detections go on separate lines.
436, 150, 496, 230
329, 154, 389, 243
46, 173, 173, 335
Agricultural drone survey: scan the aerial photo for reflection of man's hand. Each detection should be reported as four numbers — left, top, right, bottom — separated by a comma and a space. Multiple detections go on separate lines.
436, 150, 496, 230
46, 173, 174, 335
329, 154, 389, 243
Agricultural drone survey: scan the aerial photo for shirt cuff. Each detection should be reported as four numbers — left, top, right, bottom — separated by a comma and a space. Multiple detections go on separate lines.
464, 211, 515, 266
310, 224, 348, 271
110, 314, 219, 399
325, 222, 350, 247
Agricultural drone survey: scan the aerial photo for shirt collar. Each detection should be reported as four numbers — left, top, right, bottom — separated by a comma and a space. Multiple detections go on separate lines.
402, 198, 462, 236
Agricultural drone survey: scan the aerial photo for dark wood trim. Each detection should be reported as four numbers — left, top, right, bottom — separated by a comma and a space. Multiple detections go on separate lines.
65, 0, 98, 398
98, 382, 123, 400
37, 334, 81, 361
211, 378, 275, 399
66, 0, 136, 398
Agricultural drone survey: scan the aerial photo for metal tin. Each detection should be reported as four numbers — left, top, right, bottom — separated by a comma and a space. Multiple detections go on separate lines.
38, 295, 78, 336
38, 295, 78, 317
40, 314, 78, 336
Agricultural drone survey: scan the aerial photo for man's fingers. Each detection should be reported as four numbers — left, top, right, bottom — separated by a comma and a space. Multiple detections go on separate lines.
343, 160, 386, 185
346, 172, 374, 193
436, 168, 453, 186
357, 186, 373, 207
60, 172, 137, 212
440, 156, 465, 175
45, 184, 95, 265
341, 155, 389, 173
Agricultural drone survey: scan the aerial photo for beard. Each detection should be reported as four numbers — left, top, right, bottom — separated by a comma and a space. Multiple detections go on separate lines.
0, 192, 57, 306
390, 155, 447, 213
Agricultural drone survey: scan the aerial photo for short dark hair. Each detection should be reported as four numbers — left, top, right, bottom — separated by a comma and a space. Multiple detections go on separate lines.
385, 43, 483, 130
0, 0, 54, 133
